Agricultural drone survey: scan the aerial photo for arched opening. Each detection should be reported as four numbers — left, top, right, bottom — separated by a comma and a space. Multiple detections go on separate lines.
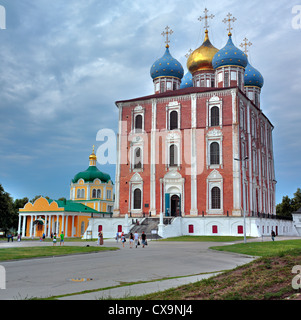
133, 188, 142, 209
135, 115, 142, 131
170, 110, 178, 130
170, 194, 180, 216
211, 106, 219, 126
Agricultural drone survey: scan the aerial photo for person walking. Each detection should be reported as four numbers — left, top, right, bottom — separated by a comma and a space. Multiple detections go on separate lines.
121, 232, 126, 248
60, 231, 64, 246
129, 232, 134, 248
141, 231, 147, 248
134, 231, 139, 248
53, 233, 57, 246
271, 230, 276, 241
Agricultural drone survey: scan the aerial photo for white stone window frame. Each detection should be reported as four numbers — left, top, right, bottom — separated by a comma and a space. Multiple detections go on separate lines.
206, 129, 223, 169
240, 103, 245, 130
207, 96, 223, 129
132, 105, 145, 134
166, 101, 181, 131
206, 169, 224, 215
165, 131, 181, 170
130, 135, 144, 172
130, 173, 143, 214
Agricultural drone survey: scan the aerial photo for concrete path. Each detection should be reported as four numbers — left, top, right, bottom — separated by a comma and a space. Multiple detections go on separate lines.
2, 236, 297, 300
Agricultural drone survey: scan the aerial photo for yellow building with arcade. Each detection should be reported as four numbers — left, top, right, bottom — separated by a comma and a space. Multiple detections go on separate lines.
18, 147, 114, 238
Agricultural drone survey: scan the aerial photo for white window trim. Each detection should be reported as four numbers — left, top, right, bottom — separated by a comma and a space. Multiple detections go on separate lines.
132, 105, 145, 133
206, 169, 223, 214
166, 101, 181, 131
165, 131, 181, 169
207, 96, 223, 129
206, 129, 223, 169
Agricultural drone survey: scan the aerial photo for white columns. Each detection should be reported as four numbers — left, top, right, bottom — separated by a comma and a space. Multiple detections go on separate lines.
190, 94, 198, 215
29, 215, 33, 238
72, 215, 75, 237
56, 215, 59, 235
22, 215, 26, 237
61, 215, 64, 235
65, 215, 68, 237
17, 215, 22, 235
48, 215, 52, 237
150, 99, 157, 216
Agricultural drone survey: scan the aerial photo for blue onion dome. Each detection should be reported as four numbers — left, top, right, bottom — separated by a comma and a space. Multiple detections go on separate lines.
212, 35, 248, 69
180, 71, 193, 89
150, 45, 184, 80
244, 62, 264, 88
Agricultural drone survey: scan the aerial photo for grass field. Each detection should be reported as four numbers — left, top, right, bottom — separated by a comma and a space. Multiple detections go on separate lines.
0, 246, 119, 261
210, 239, 301, 257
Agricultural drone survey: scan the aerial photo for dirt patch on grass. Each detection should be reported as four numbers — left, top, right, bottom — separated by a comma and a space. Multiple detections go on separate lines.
140, 249, 301, 300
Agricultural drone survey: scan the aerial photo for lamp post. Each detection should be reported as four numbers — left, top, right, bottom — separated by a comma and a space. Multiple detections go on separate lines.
234, 156, 249, 244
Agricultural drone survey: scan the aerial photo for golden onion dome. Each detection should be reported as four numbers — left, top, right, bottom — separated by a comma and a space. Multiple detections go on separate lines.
89, 145, 97, 161
187, 30, 219, 74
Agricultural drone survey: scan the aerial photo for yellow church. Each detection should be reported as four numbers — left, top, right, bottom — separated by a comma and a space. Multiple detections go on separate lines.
18, 147, 114, 238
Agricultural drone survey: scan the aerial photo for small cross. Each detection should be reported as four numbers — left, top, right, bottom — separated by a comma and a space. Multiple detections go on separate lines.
162, 26, 173, 48
240, 37, 253, 55
185, 49, 193, 59
198, 8, 215, 31
92, 145, 95, 153
222, 12, 237, 36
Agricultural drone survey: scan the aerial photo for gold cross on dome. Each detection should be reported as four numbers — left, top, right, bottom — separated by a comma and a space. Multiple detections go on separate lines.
185, 49, 193, 59
198, 8, 215, 31
222, 12, 237, 36
240, 37, 253, 55
162, 26, 173, 48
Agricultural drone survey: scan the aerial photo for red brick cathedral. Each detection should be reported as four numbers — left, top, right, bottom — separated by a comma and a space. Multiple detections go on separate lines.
113, 11, 276, 230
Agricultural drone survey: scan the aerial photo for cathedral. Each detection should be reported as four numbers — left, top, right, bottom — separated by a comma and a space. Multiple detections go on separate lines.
112, 10, 286, 237
18, 10, 298, 238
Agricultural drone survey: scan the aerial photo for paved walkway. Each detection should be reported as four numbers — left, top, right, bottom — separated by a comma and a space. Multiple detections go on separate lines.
0, 236, 298, 300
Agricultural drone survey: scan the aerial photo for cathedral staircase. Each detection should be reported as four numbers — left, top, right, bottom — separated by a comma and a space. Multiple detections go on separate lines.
129, 218, 162, 239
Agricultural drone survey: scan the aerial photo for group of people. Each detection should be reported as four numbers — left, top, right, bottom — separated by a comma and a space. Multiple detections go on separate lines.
117, 231, 147, 248
52, 231, 65, 246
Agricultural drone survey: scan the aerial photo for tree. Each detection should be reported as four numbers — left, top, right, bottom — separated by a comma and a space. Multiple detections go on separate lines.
276, 187, 301, 218
0, 184, 15, 232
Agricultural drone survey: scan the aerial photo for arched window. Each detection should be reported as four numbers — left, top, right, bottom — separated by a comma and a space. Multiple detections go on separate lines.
211, 187, 221, 209
92, 189, 96, 198
77, 189, 81, 198
80, 189, 85, 199
134, 147, 142, 169
81, 221, 85, 235
133, 188, 141, 209
210, 142, 220, 165
97, 189, 101, 198
135, 114, 142, 131
169, 144, 178, 167
170, 111, 178, 130
211, 106, 219, 127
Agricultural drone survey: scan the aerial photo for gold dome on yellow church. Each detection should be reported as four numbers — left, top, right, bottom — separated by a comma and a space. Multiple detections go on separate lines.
187, 30, 219, 74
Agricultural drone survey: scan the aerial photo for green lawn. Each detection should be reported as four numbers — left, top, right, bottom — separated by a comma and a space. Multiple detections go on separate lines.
210, 239, 301, 257
160, 235, 252, 242
0, 246, 119, 261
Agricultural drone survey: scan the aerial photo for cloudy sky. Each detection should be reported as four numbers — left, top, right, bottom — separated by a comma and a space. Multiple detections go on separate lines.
0, 0, 300, 206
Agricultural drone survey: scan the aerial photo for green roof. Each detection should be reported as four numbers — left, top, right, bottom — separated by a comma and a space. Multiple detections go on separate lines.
48, 199, 99, 213
72, 165, 111, 184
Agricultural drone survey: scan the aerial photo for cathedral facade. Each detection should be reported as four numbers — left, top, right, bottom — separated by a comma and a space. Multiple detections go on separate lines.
113, 12, 277, 234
